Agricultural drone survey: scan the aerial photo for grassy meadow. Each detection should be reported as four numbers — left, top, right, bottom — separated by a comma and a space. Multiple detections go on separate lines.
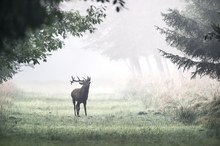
0, 78, 220, 146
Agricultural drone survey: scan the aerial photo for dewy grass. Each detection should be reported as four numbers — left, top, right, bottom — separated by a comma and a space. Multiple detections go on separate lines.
1, 78, 220, 146
0, 93, 219, 146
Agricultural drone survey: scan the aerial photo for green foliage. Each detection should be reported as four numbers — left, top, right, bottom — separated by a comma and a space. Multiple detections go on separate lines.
159, 50, 220, 79
212, 24, 220, 41
92, 0, 125, 12
0, 0, 125, 53
0, 6, 106, 83
205, 23, 220, 41
0, 0, 62, 51
157, 0, 220, 79
0, 0, 125, 83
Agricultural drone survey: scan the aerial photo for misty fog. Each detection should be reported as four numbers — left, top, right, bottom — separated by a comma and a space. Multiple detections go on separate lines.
2, 1, 220, 145
11, 0, 185, 95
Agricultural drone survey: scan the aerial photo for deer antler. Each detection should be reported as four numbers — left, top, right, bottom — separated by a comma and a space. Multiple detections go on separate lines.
70, 76, 74, 85
70, 76, 85, 85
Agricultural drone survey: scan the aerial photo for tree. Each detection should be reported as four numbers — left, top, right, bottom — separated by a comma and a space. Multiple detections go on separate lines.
0, 0, 62, 54
157, 0, 220, 79
0, 0, 126, 83
0, 6, 106, 83
0, 0, 125, 54
88, 0, 125, 12
205, 20, 220, 42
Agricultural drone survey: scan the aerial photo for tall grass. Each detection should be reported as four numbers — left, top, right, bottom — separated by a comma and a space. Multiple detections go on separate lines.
0, 82, 21, 136
1, 92, 220, 146
121, 76, 220, 125
1, 76, 220, 145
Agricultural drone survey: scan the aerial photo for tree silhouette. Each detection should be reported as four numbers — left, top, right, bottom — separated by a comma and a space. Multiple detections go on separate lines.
157, 0, 220, 79
0, 0, 125, 55
0, 0, 126, 83
0, 6, 106, 83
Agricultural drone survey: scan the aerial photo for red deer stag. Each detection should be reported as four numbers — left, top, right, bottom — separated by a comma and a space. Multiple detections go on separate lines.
70, 76, 91, 116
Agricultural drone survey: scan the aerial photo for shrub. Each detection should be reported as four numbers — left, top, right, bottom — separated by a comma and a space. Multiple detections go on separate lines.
206, 117, 220, 138
205, 97, 220, 138
175, 105, 197, 125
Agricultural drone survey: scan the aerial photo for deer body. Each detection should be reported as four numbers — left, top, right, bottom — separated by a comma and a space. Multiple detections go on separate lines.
70, 76, 91, 116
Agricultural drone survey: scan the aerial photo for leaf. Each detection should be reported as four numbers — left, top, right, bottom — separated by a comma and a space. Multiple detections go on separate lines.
116, 7, 120, 12
33, 59, 39, 65
113, 0, 117, 5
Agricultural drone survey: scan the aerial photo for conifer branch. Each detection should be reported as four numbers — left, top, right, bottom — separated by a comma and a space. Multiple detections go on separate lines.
159, 49, 220, 79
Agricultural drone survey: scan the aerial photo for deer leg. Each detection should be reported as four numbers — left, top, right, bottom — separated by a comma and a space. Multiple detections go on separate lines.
83, 102, 87, 116
76, 102, 80, 117
72, 99, 76, 116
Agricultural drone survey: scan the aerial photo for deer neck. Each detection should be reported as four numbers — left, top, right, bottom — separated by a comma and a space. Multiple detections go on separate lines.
80, 85, 90, 100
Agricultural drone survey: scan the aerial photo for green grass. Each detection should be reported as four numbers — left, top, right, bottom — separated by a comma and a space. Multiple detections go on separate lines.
0, 93, 220, 146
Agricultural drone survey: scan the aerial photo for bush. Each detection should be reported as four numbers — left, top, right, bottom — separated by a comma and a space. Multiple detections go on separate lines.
175, 105, 197, 125
205, 97, 220, 138
206, 117, 220, 138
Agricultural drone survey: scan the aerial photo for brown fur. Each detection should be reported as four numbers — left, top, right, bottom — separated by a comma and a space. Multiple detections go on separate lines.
71, 77, 91, 116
